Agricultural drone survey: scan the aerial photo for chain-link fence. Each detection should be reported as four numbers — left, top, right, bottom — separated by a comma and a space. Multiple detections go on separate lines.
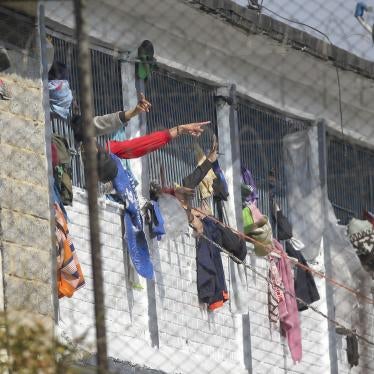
1, 0, 374, 373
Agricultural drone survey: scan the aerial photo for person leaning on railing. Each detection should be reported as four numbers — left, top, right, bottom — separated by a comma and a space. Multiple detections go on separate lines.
71, 93, 210, 182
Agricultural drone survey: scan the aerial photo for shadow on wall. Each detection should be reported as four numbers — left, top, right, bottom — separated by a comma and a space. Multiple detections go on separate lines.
77, 356, 168, 374
0, 7, 42, 81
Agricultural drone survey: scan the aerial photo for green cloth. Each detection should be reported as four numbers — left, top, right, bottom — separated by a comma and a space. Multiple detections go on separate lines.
243, 207, 254, 234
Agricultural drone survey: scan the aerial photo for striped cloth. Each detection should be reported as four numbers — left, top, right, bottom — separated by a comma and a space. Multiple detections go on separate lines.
55, 203, 85, 298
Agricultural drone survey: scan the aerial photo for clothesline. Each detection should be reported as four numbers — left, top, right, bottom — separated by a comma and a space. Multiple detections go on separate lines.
200, 233, 374, 348
193, 208, 374, 305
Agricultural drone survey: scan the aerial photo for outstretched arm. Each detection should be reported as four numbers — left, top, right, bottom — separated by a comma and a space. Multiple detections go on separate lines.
108, 121, 211, 159
169, 121, 210, 138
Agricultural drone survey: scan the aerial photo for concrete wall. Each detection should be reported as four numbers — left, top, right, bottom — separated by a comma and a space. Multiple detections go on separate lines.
0, 6, 54, 322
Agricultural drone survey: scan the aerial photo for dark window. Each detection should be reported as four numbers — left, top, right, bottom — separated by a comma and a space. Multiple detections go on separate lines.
327, 136, 374, 224
237, 100, 310, 216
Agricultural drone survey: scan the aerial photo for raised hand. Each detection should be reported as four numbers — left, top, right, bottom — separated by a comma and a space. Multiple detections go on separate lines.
135, 92, 152, 114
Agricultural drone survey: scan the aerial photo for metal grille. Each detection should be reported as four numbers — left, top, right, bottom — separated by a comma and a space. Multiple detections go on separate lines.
237, 100, 310, 217
327, 135, 374, 224
145, 69, 217, 202
49, 35, 123, 188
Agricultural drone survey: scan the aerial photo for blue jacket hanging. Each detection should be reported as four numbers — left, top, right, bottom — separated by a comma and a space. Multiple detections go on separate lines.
111, 154, 154, 279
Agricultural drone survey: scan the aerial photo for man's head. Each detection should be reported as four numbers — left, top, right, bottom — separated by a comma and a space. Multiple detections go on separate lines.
48, 61, 69, 81
71, 114, 84, 142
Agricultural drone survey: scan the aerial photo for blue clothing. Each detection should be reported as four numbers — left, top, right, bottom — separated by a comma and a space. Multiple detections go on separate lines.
53, 180, 68, 219
111, 154, 153, 279
211, 160, 229, 199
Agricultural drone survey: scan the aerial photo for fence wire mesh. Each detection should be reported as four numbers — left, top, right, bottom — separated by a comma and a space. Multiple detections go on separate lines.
0, 0, 374, 373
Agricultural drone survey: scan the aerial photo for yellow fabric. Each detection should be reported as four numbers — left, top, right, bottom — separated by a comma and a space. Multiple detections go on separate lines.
247, 216, 273, 257
194, 144, 216, 200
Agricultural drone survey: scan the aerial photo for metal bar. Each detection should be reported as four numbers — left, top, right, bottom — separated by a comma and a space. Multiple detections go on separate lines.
74, 1, 108, 373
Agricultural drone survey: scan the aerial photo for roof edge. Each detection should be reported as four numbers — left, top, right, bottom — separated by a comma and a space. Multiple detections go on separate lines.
185, 0, 374, 79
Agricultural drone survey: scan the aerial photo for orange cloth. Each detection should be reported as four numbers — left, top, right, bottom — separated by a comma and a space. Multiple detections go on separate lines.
55, 203, 85, 298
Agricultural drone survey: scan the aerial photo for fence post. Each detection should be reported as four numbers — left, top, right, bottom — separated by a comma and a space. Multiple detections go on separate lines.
74, 1, 108, 372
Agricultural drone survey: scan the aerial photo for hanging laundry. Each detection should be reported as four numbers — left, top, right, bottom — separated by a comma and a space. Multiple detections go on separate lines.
346, 334, 359, 368
211, 160, 229, 221
216, 223, 247, 263
273, 209, 293, 241
284, 126, 364, 330
144, 182, 166, 241
111, 154, 153, 279
247, 203, 263, 222
197, 218, 229, 311
274, 240, 302, 364
55, 203, 85, 298
243, 203, 267, 229
144, 200, 165, 240
243, 206, 273, 257
283, 127, 323, 262
52, 134, 73, 206
268, 256, 285, 325
241, 167, 258, 204
211, 160, 229, 200
242, 206, 254, 232
285, 241, 320, 311
53, 180, 68, 219
288, 237, 305, 251
347, 218, 374, 275
158, 193, 189, 240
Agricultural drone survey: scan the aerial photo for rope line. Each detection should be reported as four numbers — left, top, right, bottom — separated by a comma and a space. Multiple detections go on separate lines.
200, 233, 374, 347
193, 208, 374, 305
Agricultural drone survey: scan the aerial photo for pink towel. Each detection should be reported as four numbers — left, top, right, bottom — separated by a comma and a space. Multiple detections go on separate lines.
248, 203, 263, 222
274, 239, 302, 363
